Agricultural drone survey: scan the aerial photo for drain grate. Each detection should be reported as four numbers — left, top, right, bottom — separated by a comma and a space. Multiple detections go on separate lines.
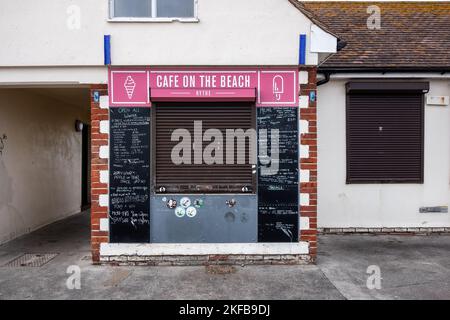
3, 253, 58, 267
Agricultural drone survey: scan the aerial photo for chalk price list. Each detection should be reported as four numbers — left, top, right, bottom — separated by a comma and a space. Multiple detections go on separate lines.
109, 107, 151, 242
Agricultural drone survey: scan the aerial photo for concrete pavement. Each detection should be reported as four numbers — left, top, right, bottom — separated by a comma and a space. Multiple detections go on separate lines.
318, 234, 450, 299
0, 211, 448, 299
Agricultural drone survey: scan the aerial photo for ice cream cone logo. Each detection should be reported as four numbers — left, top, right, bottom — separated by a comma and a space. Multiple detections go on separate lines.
124, 76, 136, 99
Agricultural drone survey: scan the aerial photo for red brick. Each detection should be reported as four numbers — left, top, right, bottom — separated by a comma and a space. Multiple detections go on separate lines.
301, 229, 317, 235
91, 188, 108, 195
300, 84, 316, 91
301, 163, 317, 170
91, 133, 109, 140
308, 69, 317, 83
92, 231, 109, 237
209, 255, 229, 261
300, 114, 317, 121
91, 164, 108, 171
300, 133, 317, 140
92, 182, 108, 189
300, 158, 317, 164
300, 139, 317, 146
92, 158, 108, 165
300, 107, 317, 114
300, 206, 317, 212
91, 236, 109, 243
91, 140, 108, 147
91, 211, 108, 219
300, 182, 317, 188
91, 114, 109, 121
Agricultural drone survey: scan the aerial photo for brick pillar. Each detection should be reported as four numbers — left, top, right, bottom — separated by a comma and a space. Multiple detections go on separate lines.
90, 85, 109, 263
299, 67, 318, 261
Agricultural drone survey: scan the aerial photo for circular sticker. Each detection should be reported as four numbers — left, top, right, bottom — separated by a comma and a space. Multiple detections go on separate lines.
180, 197, 191, 209
194, 199, 204, 208
174, 206, 185, 218
166, 199, 177, 209
186, 206, 197, 218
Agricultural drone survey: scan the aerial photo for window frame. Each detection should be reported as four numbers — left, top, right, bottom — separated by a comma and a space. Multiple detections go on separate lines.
108, 0, 199, 23
345, 82, 427, 184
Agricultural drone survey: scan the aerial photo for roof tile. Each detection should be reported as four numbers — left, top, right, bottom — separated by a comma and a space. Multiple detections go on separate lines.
299, 1, 450, 69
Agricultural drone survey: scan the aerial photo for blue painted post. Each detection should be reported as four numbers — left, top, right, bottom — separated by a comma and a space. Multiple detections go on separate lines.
299, 34, 306, 65
104, 35, 111, 65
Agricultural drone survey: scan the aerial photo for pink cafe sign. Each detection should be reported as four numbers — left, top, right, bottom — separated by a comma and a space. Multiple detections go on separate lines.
108, 68, 298, 107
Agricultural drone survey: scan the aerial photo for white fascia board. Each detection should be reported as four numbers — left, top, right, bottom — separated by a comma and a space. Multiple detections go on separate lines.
310, 24, 337, 54
100, 242, 309, 256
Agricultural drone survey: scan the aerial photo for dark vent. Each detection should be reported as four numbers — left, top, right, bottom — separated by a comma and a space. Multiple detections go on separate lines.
154, 102, 256, 193
346, 92, 424, 183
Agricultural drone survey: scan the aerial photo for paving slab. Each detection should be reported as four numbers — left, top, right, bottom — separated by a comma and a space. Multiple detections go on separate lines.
317, 234, 450, 300
0, 211, 343, 300
0, 212, 448, 299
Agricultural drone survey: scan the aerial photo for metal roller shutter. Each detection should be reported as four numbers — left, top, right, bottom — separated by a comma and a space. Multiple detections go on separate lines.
346, 91, 424, 183
153, 102, 256, 193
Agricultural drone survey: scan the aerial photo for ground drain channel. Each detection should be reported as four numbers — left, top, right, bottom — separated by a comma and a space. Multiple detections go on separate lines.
3, 253, 59, 267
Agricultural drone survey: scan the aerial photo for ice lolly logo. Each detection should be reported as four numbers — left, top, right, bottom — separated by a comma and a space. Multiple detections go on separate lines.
273, 75, 284, 101
124, 76, 136, 99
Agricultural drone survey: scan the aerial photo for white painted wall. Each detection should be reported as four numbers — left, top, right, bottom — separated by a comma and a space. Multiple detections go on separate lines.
0, 0, 323, 67
0, 89, 89, 244
317, 78, 450, 228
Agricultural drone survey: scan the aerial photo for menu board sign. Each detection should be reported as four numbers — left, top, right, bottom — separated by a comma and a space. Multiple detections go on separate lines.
109, 107, 151, 243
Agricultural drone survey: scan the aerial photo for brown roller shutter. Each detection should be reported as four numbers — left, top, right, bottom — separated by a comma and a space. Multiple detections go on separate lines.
346, 91, 424, 183
153, 102, 256, 193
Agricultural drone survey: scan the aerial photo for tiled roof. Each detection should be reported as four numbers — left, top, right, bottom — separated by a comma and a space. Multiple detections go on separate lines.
288, 0, 341, 39
298, 1, 450, 70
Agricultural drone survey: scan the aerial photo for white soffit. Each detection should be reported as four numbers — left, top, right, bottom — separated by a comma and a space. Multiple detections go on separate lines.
0, 67, 107, 86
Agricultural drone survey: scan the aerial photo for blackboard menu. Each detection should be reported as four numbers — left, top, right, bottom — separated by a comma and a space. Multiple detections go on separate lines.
257, 107, 299, 242
109, 107, 151, 243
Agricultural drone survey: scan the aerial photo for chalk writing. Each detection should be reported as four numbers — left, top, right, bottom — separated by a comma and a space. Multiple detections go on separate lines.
257, 108, 299, 242
109, 107, 151, 243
